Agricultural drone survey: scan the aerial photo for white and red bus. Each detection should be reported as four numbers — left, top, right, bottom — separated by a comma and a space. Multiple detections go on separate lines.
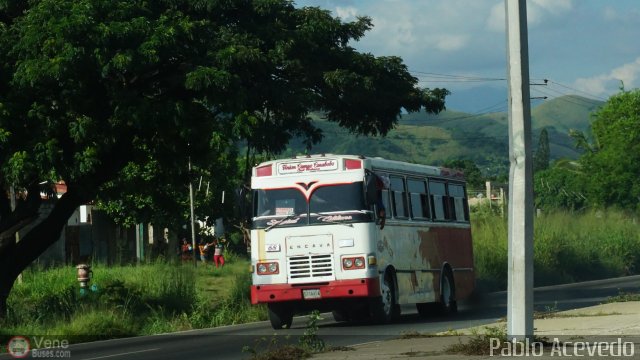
249, 154, 474, 329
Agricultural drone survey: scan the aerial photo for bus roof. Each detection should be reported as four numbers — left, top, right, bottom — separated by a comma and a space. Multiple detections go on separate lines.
252, 154, 465, 180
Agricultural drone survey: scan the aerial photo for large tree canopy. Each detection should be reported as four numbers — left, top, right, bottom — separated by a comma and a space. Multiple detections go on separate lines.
0, 0, 448, 316
577, 89, 640, 210
535, 89, 640, 212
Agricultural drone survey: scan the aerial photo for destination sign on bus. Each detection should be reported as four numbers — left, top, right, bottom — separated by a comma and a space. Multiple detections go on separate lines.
278, 159, 338, 174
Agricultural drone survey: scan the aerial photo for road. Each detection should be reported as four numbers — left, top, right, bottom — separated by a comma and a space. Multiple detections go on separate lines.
3, 275, 639, 360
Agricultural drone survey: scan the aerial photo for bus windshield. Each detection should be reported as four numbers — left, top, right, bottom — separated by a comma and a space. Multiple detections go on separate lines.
252, 182, 371, 228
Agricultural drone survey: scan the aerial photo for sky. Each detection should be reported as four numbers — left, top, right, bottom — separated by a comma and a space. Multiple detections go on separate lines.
294, 0, 640, 112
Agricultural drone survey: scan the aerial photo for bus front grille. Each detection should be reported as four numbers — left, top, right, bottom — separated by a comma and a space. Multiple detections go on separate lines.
287, 254, 335, 283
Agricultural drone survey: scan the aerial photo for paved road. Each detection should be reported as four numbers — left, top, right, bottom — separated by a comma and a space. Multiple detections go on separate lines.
3, 275, 639, 360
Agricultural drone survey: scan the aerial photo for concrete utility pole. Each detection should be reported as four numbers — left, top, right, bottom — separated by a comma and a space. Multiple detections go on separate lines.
9, 185, 22, 284
505, 0, 534, 341
188, 156, 198, 267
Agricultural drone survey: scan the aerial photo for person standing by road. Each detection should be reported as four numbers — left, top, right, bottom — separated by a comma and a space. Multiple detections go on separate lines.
213, 238, 225, 269
180, 238, 192, 263
198, 240, 208, 264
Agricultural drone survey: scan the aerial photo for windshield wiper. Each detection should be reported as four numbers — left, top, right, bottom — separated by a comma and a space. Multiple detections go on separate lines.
309, 212, 354, 227
265, 213, 300, 232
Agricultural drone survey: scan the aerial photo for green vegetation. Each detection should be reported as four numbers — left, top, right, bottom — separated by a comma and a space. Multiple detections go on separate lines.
536, 89, 640, 212
0, 207, 637, 349
0, 0, 448, 318
605, 291, 640, 303
242, 310, 326, 360
472, 208, 640, 291
445, 325, 508, 356
0, 255, 266, 340
445, 325, 553, 356
284, 95, 600, 179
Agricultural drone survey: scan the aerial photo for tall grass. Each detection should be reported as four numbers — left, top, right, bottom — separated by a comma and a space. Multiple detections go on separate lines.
472, 207, 640, 291
6, 210, 636, 340
2, 255, 266, 340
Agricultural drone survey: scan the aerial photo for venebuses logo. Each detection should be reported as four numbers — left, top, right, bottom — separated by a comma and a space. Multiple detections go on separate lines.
279, 160, 338, 174
7, 336, 30, 358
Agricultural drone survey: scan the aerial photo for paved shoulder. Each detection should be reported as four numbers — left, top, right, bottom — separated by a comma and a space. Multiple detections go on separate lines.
312, 301, 640, 360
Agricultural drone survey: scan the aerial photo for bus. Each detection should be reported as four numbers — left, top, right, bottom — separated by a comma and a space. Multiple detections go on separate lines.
249, 154, 474, 329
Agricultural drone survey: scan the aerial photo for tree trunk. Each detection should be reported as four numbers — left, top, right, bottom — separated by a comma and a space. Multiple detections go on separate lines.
0, 189, 85, 320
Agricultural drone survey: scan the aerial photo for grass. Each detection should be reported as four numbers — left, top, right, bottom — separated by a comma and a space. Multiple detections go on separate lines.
242, 310, 326, 360
444, 325, 554, 356
1, 253, 267, 342
472, 207, 640, 291
2, 208, 639, 348
604, 292, 640, 303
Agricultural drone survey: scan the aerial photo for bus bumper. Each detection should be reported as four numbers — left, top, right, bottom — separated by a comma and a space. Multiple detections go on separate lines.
250, 278, 381, 305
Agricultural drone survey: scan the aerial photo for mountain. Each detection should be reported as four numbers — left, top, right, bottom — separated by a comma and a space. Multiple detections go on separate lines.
283, 95, 603, 177
445, 85, 507, 114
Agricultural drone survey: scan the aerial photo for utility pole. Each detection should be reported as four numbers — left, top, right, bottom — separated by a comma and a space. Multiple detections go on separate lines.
9, 185, 22, 284
505, 0, 534, 341
188, 156, 197, 267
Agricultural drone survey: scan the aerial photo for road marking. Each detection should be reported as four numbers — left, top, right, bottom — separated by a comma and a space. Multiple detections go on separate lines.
80, 348, 160, 360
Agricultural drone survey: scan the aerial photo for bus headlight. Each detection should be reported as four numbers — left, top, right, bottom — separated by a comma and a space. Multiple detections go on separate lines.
257, 262, 279, 275
342, 256, 365, 270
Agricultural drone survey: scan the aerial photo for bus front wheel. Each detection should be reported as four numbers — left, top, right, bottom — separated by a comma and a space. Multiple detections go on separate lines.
370, 272, 399, 323
267, 303, 293, 330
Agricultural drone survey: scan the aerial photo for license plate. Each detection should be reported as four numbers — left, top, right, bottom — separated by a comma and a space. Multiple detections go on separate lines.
302, 289, 321, 299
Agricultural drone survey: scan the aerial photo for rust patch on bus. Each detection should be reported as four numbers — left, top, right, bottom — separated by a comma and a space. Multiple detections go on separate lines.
410, 271, 418, 290
417, 229, 439, 266
377, 235, 394, 258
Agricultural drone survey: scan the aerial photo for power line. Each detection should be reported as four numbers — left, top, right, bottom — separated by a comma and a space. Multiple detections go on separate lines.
409, 69, 609, 102
410, 70, 506, 82
320, 128, 508, 142
546, 80, 608, 101
532, 86, 603, 108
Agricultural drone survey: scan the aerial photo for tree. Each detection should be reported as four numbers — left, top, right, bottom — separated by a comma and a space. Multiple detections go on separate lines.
0, 0, 449, 316
442, 159, 484, 189
533, 128, 550, 172
575, 89, 640, 210
533, 160, 587, 211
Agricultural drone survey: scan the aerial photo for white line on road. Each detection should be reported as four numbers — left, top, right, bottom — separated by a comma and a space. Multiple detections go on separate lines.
80, 348, 160, 360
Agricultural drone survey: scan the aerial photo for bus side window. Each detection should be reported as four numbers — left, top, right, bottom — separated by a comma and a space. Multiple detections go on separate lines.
448, 184, 469, 222
408, 178, 430, 220
390, 176, 408, 218
428, 180, 448, 221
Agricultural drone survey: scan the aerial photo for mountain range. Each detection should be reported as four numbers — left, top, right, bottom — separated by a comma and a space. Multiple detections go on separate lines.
283, 95, 603, 178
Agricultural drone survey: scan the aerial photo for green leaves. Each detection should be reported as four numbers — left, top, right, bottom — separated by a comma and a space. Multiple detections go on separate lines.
5, 151, 36, 184
539, 89, 640, 211
1, 0, 449, 228
185, 66, 230, 91
580, 89, 640, 210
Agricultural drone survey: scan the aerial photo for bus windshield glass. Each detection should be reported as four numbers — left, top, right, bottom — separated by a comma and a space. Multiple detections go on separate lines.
252, 182, 371, 229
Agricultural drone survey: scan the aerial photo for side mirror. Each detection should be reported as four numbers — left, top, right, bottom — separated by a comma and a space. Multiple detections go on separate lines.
364, 172, 378, 206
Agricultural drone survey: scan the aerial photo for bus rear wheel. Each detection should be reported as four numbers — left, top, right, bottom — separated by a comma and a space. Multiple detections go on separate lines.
439, 269, 457, 314
267, 303, 293, 330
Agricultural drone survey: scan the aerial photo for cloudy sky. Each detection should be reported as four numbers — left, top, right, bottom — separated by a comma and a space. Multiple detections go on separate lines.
295, 0, 640, 112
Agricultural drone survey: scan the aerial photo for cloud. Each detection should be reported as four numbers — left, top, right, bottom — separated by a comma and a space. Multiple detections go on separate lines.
335, 6, 358, 21
433, 34, 468, 52
574, 57, 640, 96
353, 1, 492, 56
487, 0, 574, 32
602, 5, 640, 22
